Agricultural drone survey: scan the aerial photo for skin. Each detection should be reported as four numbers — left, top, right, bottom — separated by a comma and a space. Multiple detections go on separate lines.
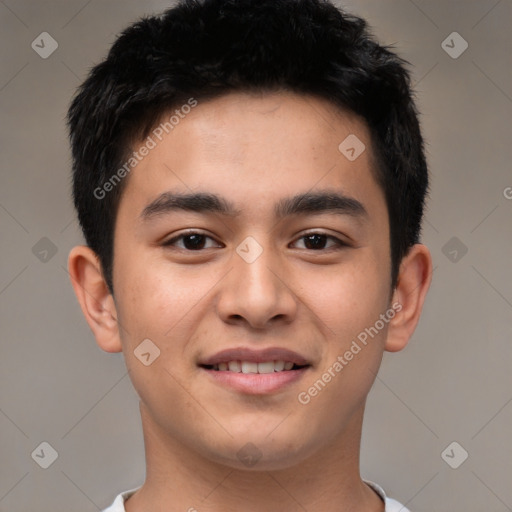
68, 91, 432, 512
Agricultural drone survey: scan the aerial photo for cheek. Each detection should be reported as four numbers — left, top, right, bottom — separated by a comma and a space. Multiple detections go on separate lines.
113, 261, 204, 425
297, 278, 389, 441
114, 256, 222, 354
310, 252, 389, 334
301, 250, 390, 400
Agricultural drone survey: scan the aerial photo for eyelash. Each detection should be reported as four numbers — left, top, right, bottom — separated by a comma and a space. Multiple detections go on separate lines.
162, 231, 348, 251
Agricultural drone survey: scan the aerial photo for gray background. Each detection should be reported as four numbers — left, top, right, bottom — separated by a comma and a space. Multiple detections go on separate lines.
1, 1, 511, 511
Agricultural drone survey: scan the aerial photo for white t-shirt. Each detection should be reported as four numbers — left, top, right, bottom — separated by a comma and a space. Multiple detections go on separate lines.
102, 481, 410, 511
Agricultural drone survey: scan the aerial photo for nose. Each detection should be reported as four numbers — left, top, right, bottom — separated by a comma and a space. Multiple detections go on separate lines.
216, 237, 298, 330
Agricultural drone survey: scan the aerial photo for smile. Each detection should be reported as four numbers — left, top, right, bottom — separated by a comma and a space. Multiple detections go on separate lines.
204, 360, 307, 373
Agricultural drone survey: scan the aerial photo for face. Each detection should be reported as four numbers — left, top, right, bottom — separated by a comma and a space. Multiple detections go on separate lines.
112, 91, 393, 470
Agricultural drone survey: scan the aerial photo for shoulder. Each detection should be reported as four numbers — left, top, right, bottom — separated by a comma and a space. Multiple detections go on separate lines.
101, 487, 141, 512
364, 480, 411, 512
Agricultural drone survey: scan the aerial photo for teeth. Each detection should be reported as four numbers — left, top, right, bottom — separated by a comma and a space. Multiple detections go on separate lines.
228, 361, 241, 372
274, 360, 285, 371
257, 361, 275, 374
241, 361, 258, 374
212, 360, 299, 373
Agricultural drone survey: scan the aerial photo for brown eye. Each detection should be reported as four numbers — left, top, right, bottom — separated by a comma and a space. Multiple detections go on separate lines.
163, 232, 221, 250
303, 234, 329, 250
292, 232, 347, 250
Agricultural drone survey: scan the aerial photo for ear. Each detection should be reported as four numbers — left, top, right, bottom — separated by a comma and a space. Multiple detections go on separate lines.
67, 245, 122, 353
385, 244, 432, 352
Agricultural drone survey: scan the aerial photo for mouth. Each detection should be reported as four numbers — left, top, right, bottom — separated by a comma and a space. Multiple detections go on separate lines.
200, 361, 308, 373
198, 347, 312, 394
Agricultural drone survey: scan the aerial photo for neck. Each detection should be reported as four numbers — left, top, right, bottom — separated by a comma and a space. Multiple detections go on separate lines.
125, 403, 384, 512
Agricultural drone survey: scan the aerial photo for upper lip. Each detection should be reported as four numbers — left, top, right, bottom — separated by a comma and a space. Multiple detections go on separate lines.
199, 347, 310, 366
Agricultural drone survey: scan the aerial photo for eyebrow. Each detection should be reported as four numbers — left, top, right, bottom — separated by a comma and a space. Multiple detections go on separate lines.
140, 189, 368, 221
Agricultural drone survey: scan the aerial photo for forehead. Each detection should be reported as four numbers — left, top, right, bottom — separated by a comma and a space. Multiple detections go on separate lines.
118, 91, 386, 224
165, 91, 371, 168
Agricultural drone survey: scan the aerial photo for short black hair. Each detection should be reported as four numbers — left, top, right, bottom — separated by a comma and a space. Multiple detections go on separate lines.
68, 0, 429, 294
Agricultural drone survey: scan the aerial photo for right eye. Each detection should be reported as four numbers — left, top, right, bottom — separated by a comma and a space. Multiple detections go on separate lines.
162, 231, 223, 251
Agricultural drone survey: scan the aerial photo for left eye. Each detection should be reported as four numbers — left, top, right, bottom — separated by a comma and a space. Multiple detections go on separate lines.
291, 233, 346, 250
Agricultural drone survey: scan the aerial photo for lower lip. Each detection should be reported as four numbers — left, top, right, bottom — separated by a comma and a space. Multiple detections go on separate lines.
201, 367, 309, 394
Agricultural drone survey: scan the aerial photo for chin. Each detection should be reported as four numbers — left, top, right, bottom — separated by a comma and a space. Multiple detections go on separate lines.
201, 429, 320, 472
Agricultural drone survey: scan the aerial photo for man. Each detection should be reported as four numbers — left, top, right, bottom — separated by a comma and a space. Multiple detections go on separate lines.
67, 0, 432, 510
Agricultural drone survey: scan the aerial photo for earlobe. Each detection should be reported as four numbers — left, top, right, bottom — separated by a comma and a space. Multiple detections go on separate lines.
385, 244, 432, 352
67, 245, 122, 353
